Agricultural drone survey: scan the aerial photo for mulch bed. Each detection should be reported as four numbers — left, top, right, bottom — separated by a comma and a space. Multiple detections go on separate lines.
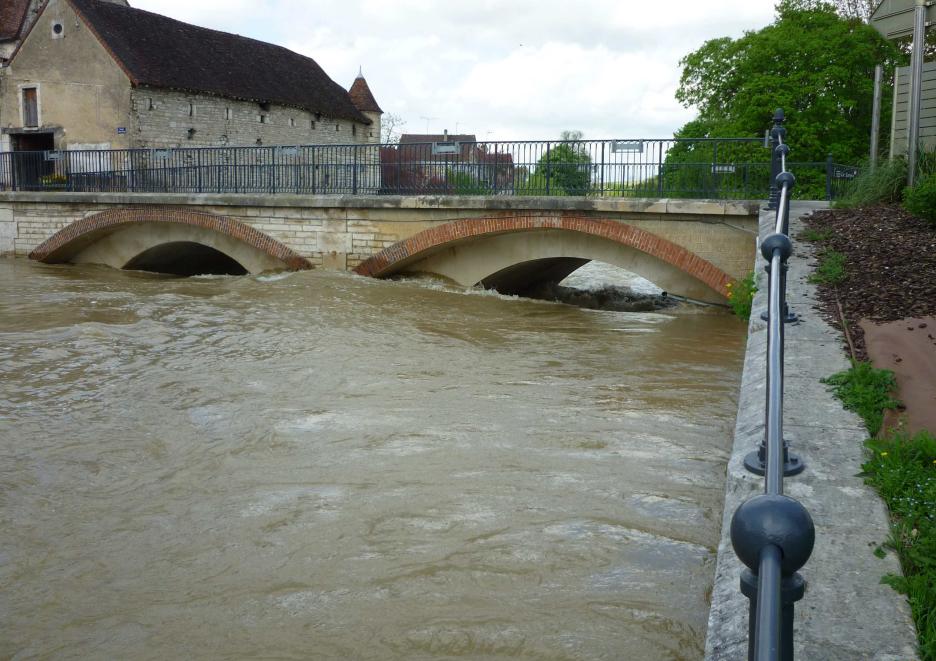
800, 203, 936, 362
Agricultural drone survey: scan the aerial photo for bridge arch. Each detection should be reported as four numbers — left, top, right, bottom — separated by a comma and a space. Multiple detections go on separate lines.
354, 213, 734, 303
29, 208, 311, 274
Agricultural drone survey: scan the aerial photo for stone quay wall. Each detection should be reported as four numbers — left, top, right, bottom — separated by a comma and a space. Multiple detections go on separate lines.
704, 202, 919, 660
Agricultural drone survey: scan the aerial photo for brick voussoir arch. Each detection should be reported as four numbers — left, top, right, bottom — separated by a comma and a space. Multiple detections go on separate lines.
354, 212, 733, 297
29, 207, 312, 270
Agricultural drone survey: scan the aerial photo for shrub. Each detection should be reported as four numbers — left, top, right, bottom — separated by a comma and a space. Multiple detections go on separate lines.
835, 158, 907, 208
727, 271, 756, 321
904, 173, 936, 225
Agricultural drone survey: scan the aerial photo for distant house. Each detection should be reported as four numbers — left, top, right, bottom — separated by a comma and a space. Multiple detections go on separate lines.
382, 132, 514, 193
1, 0, 50, 65
399, 133, 479, 161
0, 0, 381, 154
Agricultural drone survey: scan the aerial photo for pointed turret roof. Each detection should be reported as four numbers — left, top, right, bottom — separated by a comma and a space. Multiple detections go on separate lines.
348, 72, 383, 114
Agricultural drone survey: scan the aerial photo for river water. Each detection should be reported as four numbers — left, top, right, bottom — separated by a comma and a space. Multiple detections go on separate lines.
0, 258, 745, 660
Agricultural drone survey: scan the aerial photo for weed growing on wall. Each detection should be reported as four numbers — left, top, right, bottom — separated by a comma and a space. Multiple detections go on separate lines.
727, 272, 756, 321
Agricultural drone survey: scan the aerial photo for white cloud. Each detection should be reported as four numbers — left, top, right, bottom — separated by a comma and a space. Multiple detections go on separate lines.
130, 0, 778, 141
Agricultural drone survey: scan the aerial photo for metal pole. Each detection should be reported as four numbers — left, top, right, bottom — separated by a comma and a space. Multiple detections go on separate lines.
754, 544, 783, 660
600, 141, 605, 194
870, 64, 882, 169
545, 142, 551, 195
907, 0, 926, 186
826, 154, 834, 202
890, 68, 901, 162
766, 110, 785, 209
712, 141, 719, 198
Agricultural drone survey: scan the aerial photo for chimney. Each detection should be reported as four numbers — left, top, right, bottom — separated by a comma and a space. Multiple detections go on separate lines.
443, 129, 448, 141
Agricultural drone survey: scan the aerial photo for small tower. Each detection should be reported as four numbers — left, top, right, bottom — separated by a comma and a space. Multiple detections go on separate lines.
348, 68, 383, 144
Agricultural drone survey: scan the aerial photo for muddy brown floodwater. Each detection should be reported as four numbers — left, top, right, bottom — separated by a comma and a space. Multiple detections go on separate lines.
0, 258, 745, 660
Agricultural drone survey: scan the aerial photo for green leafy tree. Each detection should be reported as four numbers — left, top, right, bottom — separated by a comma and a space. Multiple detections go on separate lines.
674, 0, 902, 168
534, 140, 592, 196
447, 169, 490, 195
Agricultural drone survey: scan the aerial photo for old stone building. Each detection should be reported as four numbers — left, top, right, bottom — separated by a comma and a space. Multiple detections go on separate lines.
0, 0, 381, 154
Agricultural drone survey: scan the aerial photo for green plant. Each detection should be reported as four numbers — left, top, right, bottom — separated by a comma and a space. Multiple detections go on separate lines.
727, 271, 756, 320
516, 137, 594, 197
673, 2, 900, 172
808, 249, 847, 285
799, 226, 833, 243
446, 170, 490, 195
904, 173, 936, 225
835, 157, 908, 208
862, 430, 936, 660
822, 361, 901, 436
916, 146, 936, 179
39, 173, 68, 186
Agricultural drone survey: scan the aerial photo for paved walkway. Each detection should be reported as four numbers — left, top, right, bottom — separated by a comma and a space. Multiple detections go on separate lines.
704, 201, 919, 660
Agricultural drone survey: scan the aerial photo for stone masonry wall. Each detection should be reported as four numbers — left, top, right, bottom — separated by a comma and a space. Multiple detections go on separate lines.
0, 194, 758, 280
129, 88, 378, 150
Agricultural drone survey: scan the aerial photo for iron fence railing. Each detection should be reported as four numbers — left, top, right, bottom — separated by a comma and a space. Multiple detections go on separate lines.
0, 139, 858, 201
0, 137, 794, 199
731, 109, 815, 661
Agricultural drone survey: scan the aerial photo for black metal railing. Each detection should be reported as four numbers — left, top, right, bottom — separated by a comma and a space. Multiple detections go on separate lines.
0, 138, 858, 201
731, 109, 815, 660
0, 137, 789, 198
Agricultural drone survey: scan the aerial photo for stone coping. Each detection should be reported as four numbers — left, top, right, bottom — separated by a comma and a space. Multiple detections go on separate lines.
704, 202, 919, 660
0, 191, 759, 216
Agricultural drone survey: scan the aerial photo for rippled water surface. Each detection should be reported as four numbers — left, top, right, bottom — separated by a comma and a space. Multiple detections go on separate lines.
0, 258, 745, 660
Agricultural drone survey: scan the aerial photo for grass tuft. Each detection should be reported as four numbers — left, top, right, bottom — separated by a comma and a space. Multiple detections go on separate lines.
799, 226, 833, 243
808, 249, 846, 286
835, 158, 908, 208
862, 431, 936, 660
821, 361, 900, 437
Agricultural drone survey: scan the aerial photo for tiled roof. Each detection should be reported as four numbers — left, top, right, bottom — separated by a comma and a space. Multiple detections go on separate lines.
67, 0, 370, 124
348, 75, 382, 114
0, 0, 31, 42
399, 134, 477, 144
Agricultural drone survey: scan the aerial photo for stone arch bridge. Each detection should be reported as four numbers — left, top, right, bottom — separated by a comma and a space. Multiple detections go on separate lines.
0, 193, 758, 304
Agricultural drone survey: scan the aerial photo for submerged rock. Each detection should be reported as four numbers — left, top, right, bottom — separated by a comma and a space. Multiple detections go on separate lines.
524, 283, 677, 312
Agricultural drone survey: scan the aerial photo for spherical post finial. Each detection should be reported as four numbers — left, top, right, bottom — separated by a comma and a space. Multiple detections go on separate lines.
730, 494, 815, 575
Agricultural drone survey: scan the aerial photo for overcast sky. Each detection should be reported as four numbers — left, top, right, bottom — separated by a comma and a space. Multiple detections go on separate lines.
131, 0, 779, 141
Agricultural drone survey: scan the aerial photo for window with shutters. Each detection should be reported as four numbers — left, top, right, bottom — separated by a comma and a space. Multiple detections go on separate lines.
22, 88, 39, 127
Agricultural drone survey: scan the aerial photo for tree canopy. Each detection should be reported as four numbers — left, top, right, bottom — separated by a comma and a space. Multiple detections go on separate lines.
674, 0, 902, 165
